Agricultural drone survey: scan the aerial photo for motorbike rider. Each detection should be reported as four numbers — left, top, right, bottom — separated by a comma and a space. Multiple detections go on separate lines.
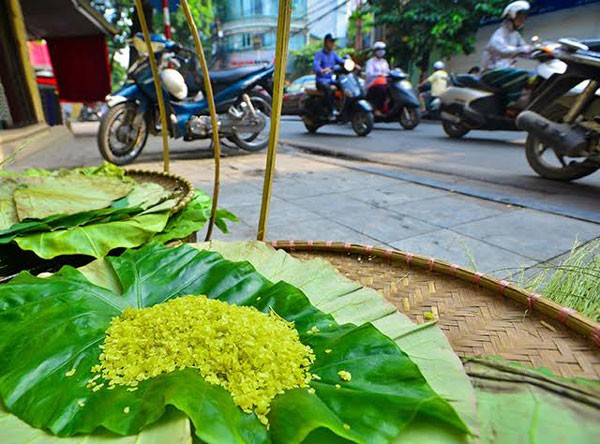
365, 41, 390, 116
481, 1, 532, 108
418, 61, 449, 113
313, 33, 345, 120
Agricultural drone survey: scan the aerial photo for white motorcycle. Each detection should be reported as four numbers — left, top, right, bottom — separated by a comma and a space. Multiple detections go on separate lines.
517, 38, 600, 181
439, 38, 595, 139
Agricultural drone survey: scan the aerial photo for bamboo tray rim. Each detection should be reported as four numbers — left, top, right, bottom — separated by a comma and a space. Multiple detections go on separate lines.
126, 168, 195, 214
269, 240, 600, 348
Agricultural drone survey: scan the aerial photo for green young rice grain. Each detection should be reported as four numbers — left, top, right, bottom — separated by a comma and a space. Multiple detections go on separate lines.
93, 295, 315, 425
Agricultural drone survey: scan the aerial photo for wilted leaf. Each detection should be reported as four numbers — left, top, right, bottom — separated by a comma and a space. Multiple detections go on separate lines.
13, 176, 133, 221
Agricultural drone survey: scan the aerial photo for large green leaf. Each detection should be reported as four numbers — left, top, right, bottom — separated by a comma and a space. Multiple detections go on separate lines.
466, 357, 600, 444
198, 241, 479, 441
0, 403, 192, 444
0, 163, 134, 182
150, 191, 239, 243
0, 177, 19, 231
13, 176, 133, 221
13, 212, 169, 259
0, 244, 468, 443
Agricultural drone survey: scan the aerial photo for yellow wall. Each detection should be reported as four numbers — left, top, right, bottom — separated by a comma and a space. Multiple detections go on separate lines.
7, 0, 45, 123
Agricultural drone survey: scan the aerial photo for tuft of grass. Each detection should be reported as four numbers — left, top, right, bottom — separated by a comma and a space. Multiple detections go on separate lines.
523, 240, 600, 321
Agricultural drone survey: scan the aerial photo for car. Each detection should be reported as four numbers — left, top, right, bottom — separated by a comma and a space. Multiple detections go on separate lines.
282, 75, 315, 115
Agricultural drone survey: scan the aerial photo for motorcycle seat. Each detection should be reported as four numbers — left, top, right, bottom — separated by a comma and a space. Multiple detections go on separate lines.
209, 64, 268, 84
580, 39, 600, 52
452, 74, 496, 92
305, 88, 323, 96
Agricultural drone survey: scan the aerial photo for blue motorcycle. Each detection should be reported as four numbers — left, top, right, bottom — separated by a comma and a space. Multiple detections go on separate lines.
98, 34, 274, 165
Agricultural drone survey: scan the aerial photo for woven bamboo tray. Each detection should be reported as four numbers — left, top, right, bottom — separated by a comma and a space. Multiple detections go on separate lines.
269, 240, 600, 380
126, 169, 195, 214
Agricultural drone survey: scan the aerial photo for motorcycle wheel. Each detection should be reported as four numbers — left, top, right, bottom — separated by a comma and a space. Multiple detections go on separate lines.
351, 110, 374, 137
399, 107, 420, 130
442, 120, 470, 138
525, 108, 598, 181
97, 103, 148, 166
230, 92, 272, 152
302, 116, 320, 134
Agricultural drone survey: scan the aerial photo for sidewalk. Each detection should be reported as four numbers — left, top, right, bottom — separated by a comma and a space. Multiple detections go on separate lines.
6, 125, 599, 279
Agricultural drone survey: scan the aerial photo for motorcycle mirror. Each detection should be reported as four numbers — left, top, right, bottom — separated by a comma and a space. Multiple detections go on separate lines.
558, 38, 589, 52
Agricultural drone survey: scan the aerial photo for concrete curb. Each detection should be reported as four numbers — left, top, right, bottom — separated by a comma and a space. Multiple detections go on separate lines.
282, 138, 600, 224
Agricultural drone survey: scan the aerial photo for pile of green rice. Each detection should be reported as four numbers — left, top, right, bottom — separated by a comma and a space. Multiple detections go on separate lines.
92, 295, 315, 425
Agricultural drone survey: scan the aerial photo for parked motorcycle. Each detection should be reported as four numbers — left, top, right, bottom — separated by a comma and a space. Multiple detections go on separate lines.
79, 102, 101, 122
301, 58, 374, 136
98, 34, 273, 165
517, 38, 600, 181
368, 69, 420, 129
439, 38, 573, 139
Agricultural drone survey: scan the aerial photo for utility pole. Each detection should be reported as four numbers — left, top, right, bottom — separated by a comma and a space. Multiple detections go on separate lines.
162, 0, 171, 38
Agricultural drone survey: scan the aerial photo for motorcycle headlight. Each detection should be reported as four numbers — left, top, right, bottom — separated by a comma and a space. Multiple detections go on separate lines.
400, 80, 413, 89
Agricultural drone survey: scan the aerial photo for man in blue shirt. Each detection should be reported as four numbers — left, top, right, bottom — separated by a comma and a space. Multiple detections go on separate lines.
313, 34, 344, 119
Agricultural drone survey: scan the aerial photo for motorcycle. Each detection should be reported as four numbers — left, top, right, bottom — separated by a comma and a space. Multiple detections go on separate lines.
439, 38, 573, 139
98, 34, 273, 165
301, 58, 374, 136
79, 102, 101, 122
516, 38, 600, 181
368, 69, 420, 130
417, 82, 441, 120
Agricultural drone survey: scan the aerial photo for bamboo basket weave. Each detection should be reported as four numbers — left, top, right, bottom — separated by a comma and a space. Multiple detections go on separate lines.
269, 240, 600, 380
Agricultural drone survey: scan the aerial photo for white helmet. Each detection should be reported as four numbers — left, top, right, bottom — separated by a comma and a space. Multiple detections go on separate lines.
160, 68, 188, 100
373, 41, 386, 50
502, 1, 530, 19
433, 61, 445, 70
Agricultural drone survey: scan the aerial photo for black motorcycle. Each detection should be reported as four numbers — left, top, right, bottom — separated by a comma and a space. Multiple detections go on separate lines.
368, 69, 420, 130
301, 59, 374, 136
516, 38, 600, 181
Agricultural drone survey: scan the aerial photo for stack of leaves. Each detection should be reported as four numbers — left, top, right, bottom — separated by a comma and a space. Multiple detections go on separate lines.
0, 164, 237, 275
0, 241, 597, 443
0, 243, 471, 444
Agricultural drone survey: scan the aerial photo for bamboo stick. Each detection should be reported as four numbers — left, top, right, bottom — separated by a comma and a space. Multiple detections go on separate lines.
256, 0, 294, 241
134, 0, 170, 173
179, 0, 221, 241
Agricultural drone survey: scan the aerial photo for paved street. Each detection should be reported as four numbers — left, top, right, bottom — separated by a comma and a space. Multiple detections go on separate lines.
280, 117, 600, 223
6, 120, 599, 280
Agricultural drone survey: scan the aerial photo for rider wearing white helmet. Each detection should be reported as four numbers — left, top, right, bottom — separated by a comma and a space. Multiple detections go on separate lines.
482, 1, 532, 70
480, 1, 532, 108
418, 60, 449, 113
365, 41, 391, 115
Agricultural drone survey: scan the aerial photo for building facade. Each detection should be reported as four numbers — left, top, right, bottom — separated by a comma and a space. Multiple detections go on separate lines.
306, 0, 356, 46
222, 0, 308, 66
